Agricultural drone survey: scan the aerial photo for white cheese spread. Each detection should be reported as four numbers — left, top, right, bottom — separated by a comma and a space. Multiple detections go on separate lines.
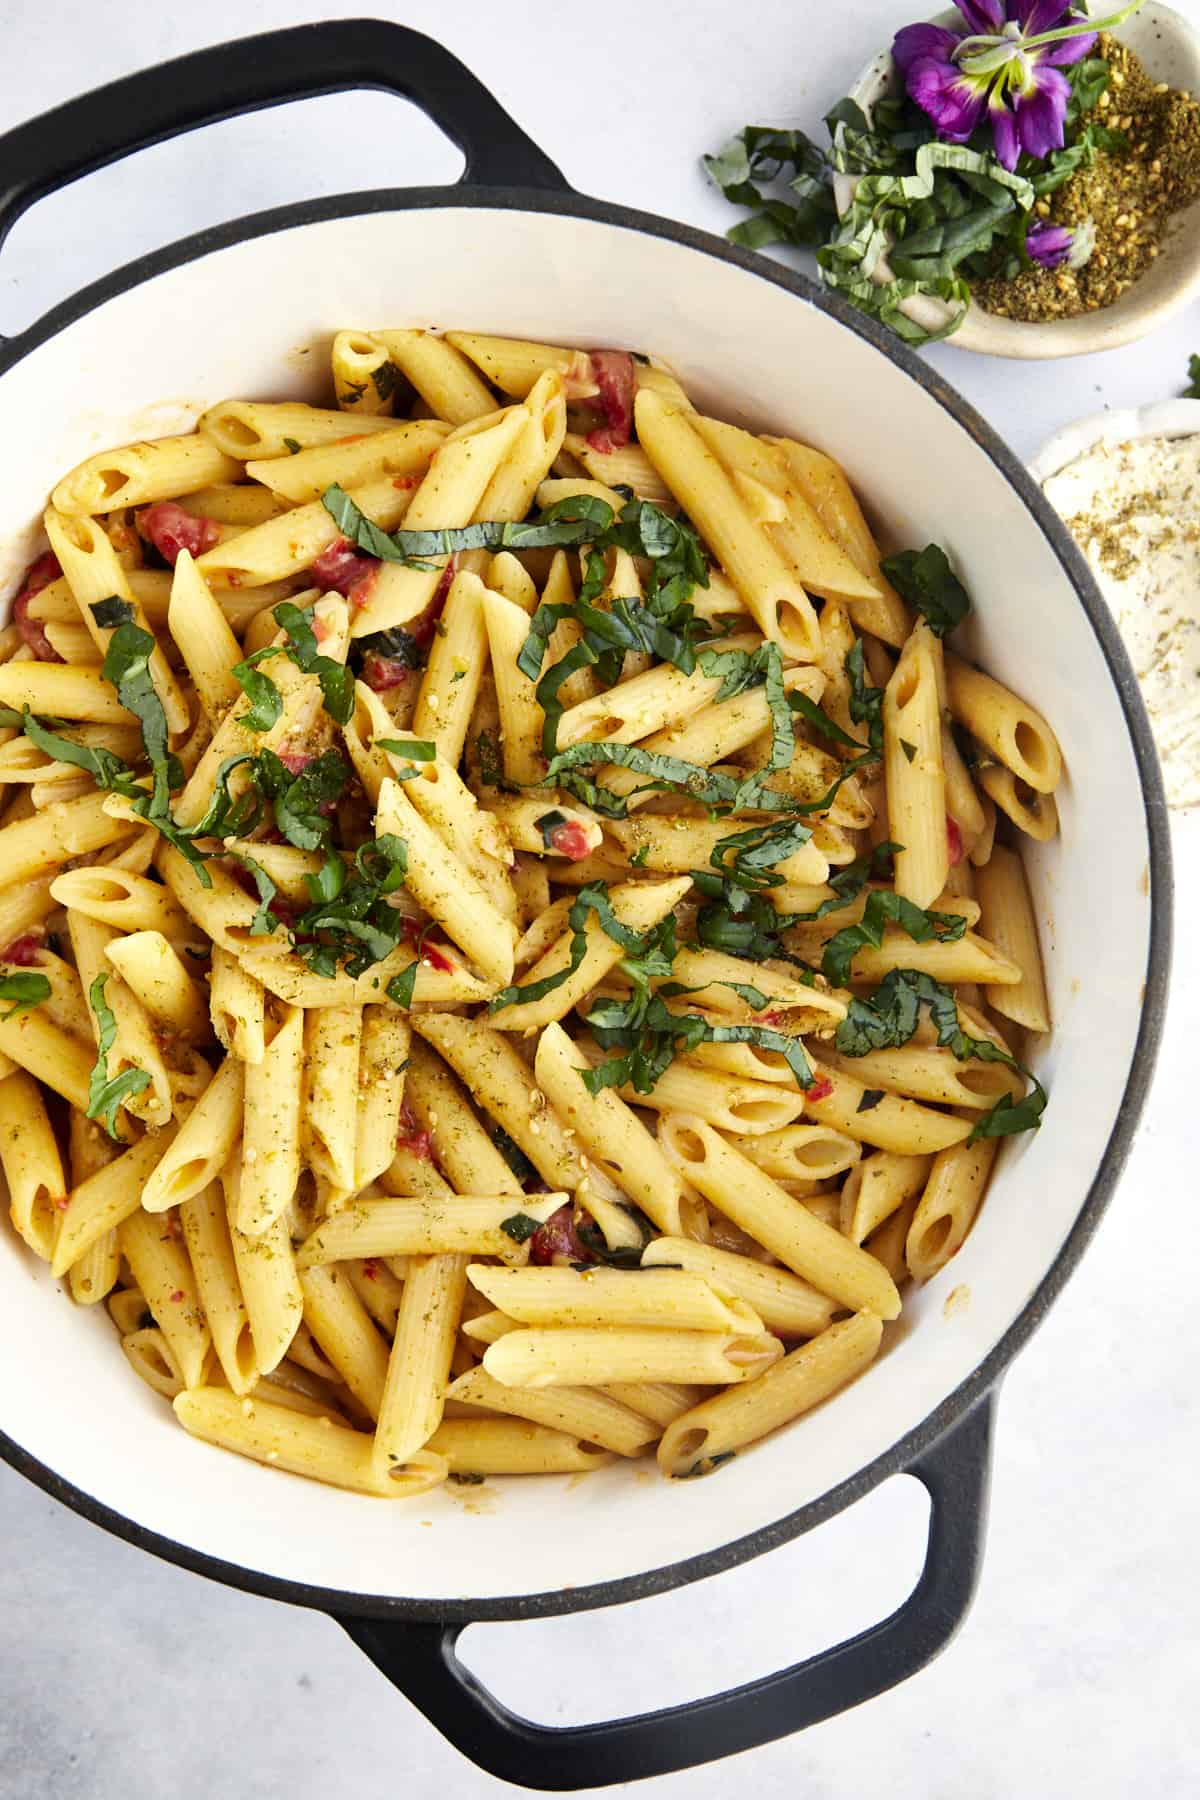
1043, 433, 1200, 809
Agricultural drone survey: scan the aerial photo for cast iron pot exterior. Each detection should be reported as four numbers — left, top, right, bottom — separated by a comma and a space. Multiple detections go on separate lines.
0, 23, 1172, 1789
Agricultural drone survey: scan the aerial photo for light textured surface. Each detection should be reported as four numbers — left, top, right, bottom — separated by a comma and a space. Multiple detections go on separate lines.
0, 1, 1198, 1794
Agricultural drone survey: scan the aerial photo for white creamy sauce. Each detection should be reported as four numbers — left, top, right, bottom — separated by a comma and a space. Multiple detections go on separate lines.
1043, 433, 1200, 809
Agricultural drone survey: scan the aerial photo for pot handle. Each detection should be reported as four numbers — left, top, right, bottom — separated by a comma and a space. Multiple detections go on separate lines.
336, 1393, 995, 1789
0, 18, 568, 259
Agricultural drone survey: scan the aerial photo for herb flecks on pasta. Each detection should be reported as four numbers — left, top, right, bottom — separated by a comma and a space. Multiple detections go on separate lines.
2, 328, 1062, 1499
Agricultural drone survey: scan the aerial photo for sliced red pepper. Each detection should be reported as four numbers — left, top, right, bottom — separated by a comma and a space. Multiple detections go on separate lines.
138, 502, 221, 565
1, 932, 43, 967
11, 551, 64, 661
360, 650, 412, 692
530, 1203, 591, 1267
807, 1076, 834, 1104
545, 818, 593, 862
586, 350, 636, 454
395, 1101, 434, 1162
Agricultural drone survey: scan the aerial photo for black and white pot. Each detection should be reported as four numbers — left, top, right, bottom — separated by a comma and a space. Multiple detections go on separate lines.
0, 21, 1172, 1789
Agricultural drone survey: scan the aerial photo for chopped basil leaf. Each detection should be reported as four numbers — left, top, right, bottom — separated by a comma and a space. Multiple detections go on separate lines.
499, 1212, 541, 1243
792, 841, 902, 922
677, 1449, 736, 1479
900, 738, 918, 764
0, 972, 51, 1019
515, 497, 711, 753
231, 653, 283, 733
86, 972, 150, 1138
968, 1077, 1048, 1142
386, 964, 418, 1009
845, 640, 884, 757
822, 891, 967, 986
492, 1127, 538, 1184
534, 809, 568, 850
229, 854, 281, 937
377, 738, 437, 764
371, 360, 398, 403
629, 844, 649, 868
787, 689, 868, 752
857, 1088, 885, 1112
272, 600, 355, 726
879, 544, 970, 638
89, 597, 136, 628
283, 437, 302, 454
101, 621, 181, 817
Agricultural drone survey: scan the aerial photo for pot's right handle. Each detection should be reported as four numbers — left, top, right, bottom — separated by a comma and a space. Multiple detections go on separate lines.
0, 18, 569, 259
339, 1394, 995, 1790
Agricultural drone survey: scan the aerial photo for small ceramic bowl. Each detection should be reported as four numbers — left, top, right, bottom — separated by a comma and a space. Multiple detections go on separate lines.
836, 1, 1200, 357
1029, 395, 1200, 481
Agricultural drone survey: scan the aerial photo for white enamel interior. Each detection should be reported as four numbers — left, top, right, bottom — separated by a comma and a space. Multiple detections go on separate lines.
0, 206, 1154, 1604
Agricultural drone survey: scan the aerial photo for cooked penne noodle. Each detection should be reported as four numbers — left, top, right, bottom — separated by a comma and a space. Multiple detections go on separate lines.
974, 844, 1050, 1032
977, 763, 1060, 841
296, 1193, 566, 1268
209, 946, 266, 1063
174, 1388, 445, 1497
179, 1181, 256, 1395
640, 1238, 839, 1339
298, 1263, 391, 1419
104, 930, 209, 1039
373, 1252, 467, 1473
657, 1312, 883, 1476
0, 1069, 67, 1259
52, 434, 241, 515
483, 1324, 782, 1389
944, 652, 1062, 794
331, 330, 398, 416
247, 419, 448, 504
198, 400, 401, 459
427, 1418, 613, 1475
371, 328, 496, 424
659, 1115, 902, 1318
119, 1205, 213, 1390
635, 390, 822, 659
801, 1059, 974, 1153
907, 1137, 1000, 1282
466, 1264, 761, 1333
237, 1005, 304, 1235
445, 1366, 660, 1457
839, 1149, 933, 1245
141, 1055, 244, 1213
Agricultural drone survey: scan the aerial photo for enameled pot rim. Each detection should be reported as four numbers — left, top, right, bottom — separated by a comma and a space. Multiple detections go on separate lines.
0, 180, 1174, 1624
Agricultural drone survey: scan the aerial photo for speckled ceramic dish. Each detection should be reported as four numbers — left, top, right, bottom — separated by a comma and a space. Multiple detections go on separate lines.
837, 1, 1200, 357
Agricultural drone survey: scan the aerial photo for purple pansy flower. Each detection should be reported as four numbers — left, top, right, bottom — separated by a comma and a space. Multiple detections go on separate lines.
1026, 216, 1096, 266
892, 1, 1134, 171
1026, 220, 1075, 265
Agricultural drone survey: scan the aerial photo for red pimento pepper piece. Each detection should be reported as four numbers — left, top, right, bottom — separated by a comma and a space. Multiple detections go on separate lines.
138, 502, 221, 565
276, 750, 314, 777
395, 1101, 434, 1162
1, 932, 43, 966
310, 537, 380, 603
585, 350, 636, 454
946, 814, 964, 867
169, 1289, 185, 1304
11, 551, 63, 661
529, 1203, 591, 1267
399, 917, 454, 974
545, 818, 593, 862
807, 1076, 834, 1104
360, 651, 411, 692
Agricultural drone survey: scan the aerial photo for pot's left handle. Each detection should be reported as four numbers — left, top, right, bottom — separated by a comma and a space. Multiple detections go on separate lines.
0, 18, 569, 260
